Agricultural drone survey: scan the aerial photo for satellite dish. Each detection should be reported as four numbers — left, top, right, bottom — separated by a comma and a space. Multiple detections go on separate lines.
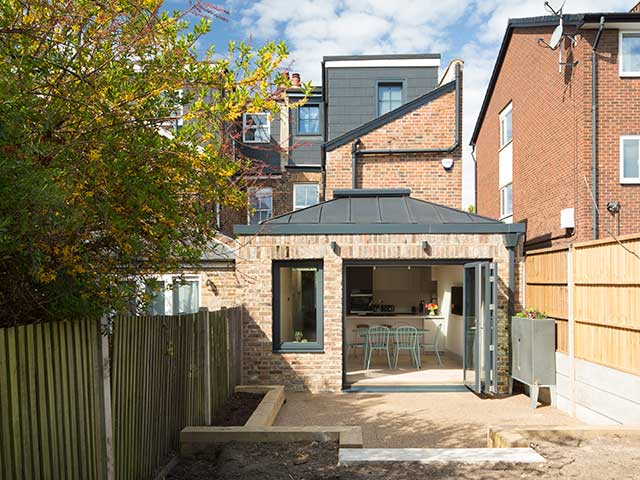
549, 23, 563, 50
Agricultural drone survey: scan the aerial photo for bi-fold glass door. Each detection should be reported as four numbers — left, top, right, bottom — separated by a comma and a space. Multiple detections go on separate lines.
463, 262, 498, 394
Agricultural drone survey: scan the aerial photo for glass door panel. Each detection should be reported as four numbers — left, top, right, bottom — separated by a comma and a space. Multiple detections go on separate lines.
463, 263, 480, 392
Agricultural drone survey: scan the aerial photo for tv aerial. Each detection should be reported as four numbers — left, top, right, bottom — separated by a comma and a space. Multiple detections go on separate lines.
537, 1, 579, 72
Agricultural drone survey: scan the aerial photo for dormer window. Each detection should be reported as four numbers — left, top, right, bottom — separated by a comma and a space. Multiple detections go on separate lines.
298, 104, 320, 135
377, 82, 402, 115
243, 113, 270, 143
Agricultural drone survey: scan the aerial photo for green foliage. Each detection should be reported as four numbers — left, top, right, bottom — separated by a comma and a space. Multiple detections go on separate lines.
0, 0, 303, 325
467, 204, 475, 214
515, 308, 547, 319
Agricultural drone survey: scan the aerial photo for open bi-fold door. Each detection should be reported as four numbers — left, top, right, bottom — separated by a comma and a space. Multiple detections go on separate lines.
463, 262, 498, 394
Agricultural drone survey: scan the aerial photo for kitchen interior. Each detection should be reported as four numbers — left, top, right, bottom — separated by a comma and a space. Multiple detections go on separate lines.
345, 264, 465, 386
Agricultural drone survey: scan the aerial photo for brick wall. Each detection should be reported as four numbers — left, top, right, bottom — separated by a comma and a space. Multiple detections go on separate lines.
219, 170, 323, 235
475, 26, 586, 248
475, 26, 640, 249
590, 29, 640, 238
235, 232, 516, 393
199, 267, 240, 311
325, 86, 462, 208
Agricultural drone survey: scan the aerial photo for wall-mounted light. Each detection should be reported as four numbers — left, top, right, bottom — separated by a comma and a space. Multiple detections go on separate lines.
422, 240, 431, 256
441, 158, 454, 170
330, 241, 339, 255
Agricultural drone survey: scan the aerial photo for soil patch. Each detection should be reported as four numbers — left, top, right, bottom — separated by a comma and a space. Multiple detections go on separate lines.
168, 436, 640, 479
211, 392, 264, 427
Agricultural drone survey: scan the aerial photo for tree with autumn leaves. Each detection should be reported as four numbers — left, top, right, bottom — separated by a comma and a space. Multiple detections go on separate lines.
0, 0, 307, 325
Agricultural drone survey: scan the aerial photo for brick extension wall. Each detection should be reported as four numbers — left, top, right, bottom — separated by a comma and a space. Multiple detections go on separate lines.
475, 26, 640, 248
325, 86, 462, 208
235, 233, 516, 393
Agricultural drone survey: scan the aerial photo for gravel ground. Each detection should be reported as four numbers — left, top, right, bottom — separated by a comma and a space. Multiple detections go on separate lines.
168, 436, 640, 480
275, 392, 581, 448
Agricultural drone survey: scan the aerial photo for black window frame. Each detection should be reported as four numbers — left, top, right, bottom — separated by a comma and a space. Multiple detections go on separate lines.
297, 103, 321, 136
272, 260, 324, 353
376, 81, 404, 116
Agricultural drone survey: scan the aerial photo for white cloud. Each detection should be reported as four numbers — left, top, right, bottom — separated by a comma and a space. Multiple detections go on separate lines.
238, 0, 634, 208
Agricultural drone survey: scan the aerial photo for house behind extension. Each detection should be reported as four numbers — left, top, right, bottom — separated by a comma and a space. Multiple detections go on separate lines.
472, 6, 640, 425
218, 54, 462, 233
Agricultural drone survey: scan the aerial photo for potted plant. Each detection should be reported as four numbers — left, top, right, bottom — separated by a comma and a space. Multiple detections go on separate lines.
427, 302, 438, 316
293, 331, 307, 343
515, 308, 546, 319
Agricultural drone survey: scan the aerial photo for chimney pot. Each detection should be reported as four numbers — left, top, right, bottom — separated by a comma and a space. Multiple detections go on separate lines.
291, 73, 301, 87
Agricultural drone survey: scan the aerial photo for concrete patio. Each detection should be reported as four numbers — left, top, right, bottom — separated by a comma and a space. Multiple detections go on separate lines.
275, 391, 582, 448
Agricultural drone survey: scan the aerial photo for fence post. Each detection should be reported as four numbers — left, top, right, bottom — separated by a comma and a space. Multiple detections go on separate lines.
200, 308, 212, 426
567, 245, 576, 417
96, 316, 114, 480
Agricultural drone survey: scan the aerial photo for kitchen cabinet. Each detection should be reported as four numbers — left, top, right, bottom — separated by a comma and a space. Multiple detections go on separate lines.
373, 267, 431, 292
348, 267, 373, 292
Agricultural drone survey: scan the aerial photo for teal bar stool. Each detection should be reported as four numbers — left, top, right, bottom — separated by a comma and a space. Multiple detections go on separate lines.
418, 323, 443, 368
365, 326, 392, 370
349, 323, 369, 359
394, 326, 420, 369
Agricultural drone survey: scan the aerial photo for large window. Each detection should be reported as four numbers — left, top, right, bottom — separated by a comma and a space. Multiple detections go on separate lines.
620, 32, 640, 76
273, 261, 323, 352
377, 82, 402, 115
298, 104, 320, 135
146, 280, 166, 315
621, 136, 640, 183
500, 103, 512, 148
293, 183, 319, 210
242, 112, 270, 143
500, 183, 513, 220
172, 277, 200, 314
145, 276, 200, 315
248, 187, 273, 224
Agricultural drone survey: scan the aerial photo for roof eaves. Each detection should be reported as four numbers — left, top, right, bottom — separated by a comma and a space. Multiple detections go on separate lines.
233, 222, 527, 236
325, 81, 456, 152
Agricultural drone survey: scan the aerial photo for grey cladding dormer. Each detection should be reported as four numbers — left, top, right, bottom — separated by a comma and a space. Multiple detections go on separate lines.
324, 66, 439, 141
287, 90, 323, 168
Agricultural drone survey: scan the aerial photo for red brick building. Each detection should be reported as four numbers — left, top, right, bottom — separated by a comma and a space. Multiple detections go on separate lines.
471, 11, 640, 250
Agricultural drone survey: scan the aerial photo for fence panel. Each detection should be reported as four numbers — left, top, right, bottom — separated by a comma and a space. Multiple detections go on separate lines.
573, 235, 640, 374
0, 319, 105, 480
525, 246, 569, 352
525, 234, 640, 375
110, 307, 243, 480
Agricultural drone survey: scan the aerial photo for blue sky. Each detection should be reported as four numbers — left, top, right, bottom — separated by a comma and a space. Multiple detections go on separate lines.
164, 0, 633, 207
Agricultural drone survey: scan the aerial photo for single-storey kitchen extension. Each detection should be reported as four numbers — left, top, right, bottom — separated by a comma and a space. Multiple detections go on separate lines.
234, 188, 525, 393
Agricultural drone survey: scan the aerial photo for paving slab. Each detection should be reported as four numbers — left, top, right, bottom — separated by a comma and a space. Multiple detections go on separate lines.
339, 447, 545, 464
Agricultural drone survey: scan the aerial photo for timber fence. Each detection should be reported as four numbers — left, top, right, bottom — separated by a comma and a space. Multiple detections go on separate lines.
525, 234, 640, 375
0, 307, 243, 479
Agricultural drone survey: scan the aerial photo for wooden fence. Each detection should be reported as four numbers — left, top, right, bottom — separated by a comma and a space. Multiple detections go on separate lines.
0, 307, 243, 480
0, 319, 107, 480
525, 233, 640, 375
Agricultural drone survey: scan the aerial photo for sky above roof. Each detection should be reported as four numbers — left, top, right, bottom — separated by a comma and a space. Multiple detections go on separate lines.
163, 0, 632, 208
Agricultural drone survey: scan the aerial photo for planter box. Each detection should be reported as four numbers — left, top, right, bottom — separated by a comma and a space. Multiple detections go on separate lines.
511, 316, 556, 408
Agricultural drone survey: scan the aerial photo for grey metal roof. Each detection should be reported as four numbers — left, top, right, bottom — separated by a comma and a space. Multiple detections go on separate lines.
234, 189, 526, 235
200, 239, 235, 261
